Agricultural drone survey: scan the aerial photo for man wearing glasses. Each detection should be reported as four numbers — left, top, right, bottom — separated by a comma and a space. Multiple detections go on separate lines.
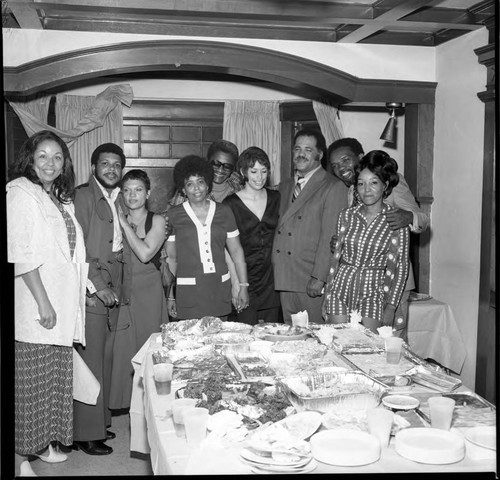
169, 139, 242, 205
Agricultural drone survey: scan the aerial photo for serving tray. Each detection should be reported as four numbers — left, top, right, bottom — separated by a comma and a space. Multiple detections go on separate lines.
225, 352, 276, 383
253, 323, 312, 342
277, 371, 388, 413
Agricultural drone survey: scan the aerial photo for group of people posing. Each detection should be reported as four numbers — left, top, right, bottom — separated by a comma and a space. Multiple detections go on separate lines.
8, 127, 428, 474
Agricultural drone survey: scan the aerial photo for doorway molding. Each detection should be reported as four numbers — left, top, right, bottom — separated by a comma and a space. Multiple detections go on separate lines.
3, 39, 436, 104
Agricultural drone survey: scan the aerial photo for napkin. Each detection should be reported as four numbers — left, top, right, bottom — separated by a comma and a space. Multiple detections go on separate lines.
349, 309, 364, 329
73, 348, 100, 405
291, 310, 309, 328
377, 326, 395, 338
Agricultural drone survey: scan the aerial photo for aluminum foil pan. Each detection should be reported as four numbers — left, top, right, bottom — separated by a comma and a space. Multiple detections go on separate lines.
277, 371, 388, 413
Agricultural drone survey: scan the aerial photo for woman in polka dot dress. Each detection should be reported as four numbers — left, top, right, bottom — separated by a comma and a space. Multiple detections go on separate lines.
322, 150, 409, 333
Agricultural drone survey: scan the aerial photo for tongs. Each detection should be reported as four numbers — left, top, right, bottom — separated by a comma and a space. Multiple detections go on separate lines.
414, 408, 431, 425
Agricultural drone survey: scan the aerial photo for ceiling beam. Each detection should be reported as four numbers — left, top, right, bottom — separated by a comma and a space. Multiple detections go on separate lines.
43, 18, 338, 42
27, 0, 374, 18
337, 0, 437, 43
8, 0, 43, 28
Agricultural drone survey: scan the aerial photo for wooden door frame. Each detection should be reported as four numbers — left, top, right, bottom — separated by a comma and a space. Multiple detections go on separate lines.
474, 18, 496, 403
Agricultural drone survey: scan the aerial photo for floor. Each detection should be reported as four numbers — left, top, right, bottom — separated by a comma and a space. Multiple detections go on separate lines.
28, 411, 153, 477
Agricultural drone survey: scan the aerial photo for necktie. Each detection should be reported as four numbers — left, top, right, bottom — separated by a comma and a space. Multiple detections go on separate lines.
292, 176, 304, 202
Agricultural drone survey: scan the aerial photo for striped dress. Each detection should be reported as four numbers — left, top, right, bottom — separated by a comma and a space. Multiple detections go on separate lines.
324, 203, 409, 323
15, 200, 76, 455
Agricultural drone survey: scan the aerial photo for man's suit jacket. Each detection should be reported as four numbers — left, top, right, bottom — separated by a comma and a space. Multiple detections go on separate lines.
272, 167, 348, 292
74, 175, 131, 315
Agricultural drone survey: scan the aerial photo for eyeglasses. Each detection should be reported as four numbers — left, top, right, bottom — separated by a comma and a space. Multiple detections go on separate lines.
212, 160, 234, 173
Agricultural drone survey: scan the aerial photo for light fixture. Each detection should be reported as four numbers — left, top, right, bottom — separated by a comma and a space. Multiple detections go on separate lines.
380, 102, 403, 143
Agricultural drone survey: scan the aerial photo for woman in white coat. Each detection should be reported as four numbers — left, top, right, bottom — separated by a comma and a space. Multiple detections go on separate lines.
7, 130, 88, 476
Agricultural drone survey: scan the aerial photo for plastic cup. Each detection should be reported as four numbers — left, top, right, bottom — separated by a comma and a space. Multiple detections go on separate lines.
152, 363, 173, 395
428, 396, 456, 430
385, 337, 404, 364
182, 407, 209, 446
367, 408, 394, 448
171, 398, 198, 437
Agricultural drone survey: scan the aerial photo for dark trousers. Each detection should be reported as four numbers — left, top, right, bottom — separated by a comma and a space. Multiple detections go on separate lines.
73, 307, 119, 441
73, 259, 123, 442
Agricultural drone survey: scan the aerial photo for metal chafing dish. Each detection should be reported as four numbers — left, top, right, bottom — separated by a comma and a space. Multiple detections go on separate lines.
277, 371, 388, 413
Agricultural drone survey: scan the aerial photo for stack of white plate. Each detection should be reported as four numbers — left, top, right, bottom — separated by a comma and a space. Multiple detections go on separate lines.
240, 411, 322, 474
309, 429, 381, 466
239, 447, 317, 474
395, 428, 465, 464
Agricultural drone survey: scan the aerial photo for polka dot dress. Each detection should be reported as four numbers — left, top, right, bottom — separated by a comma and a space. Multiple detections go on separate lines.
324, 203, 409, 323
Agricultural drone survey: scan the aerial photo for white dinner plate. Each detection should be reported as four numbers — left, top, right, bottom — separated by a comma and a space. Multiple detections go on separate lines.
395, 427, 465, 464
382, 395, 420, 411
464, 426, 496, 450
309, 429, 381, 466
240, 448, 311, 467
250, 458, 318, 474
272, 411, 322, 440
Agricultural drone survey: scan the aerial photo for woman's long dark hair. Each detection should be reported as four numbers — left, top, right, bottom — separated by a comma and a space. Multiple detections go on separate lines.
9, 130, 75, 204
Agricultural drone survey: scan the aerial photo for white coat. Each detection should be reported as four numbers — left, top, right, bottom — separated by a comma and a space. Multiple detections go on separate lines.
7, 177, 88, 346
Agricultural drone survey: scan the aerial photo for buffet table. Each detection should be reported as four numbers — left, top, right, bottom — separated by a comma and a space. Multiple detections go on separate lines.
407, 298, 466, 374
130, 331, 495, 476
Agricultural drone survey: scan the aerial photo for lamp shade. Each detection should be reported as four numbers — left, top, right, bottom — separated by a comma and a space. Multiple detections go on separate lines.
380, 116, 396, 142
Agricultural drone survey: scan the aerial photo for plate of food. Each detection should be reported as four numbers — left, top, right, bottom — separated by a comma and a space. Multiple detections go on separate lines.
264, 411, 322, 441
204, 332, 255, 345
253, 323, 311, 342
226, 352, 276, 383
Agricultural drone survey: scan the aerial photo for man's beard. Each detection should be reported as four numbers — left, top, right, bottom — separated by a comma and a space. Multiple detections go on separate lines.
95, 173, 121, 190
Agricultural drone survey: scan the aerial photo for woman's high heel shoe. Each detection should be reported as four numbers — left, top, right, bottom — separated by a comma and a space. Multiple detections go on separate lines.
33, 444, 68, 463
19, 460, 37, 476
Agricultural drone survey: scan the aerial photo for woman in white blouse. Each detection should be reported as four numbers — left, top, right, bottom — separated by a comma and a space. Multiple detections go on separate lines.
7, 130, 88, 475
166, 155, 249, 320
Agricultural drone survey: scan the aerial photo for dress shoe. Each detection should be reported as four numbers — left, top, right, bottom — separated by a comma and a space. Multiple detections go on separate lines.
106, 430, 116, 440
33, 444, 68, 463
72, 440, 113, 455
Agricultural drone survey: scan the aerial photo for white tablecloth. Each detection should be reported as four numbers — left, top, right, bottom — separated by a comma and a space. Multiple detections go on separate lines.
130, 333, 495, 475
407, 298, 466, 374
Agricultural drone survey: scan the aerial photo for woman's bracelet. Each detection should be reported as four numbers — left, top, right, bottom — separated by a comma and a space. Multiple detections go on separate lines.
167, 297, 175, 301
239, 283, 250, 287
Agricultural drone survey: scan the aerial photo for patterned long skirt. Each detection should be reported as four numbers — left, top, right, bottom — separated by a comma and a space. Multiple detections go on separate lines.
15, 341, 73, 455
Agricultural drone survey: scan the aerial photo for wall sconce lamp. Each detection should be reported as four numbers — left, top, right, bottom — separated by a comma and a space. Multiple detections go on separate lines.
380, 102, 403, 143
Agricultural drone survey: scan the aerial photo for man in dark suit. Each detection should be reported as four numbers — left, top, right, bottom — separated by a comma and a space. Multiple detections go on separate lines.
72, 143, 131, 455
272, 129, 348, 324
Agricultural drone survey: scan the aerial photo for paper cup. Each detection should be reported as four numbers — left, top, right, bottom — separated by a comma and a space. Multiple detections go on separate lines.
428, 397, 456, 430
171, 398, 198, 437
182, 407, 209, 446
385, 337, 403, 364
367, 408, 394, 448
152, 363, 173, 395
